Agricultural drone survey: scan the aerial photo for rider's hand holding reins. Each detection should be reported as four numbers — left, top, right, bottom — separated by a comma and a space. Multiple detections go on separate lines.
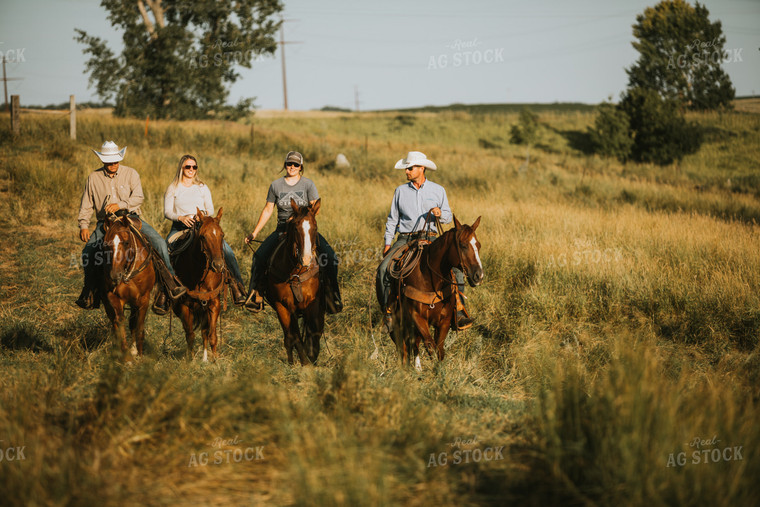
179, 215, 195, 228
245, 231, 257, 245
105, 203, 120, 215
429, 207, 442, 218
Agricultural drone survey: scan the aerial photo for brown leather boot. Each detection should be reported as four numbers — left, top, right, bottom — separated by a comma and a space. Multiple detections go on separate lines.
453, 291, 474, 330
75, 285, 100, 310
229, 278, 247, 306
152, 291, 170, 315
324, 276, 343, 314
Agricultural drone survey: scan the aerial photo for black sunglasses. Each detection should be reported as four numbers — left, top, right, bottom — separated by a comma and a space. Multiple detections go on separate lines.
285, 162, 301, 168
183, 164, 198, 170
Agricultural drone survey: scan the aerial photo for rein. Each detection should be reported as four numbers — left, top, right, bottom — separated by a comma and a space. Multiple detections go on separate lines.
183, 222, 227, 309
113, 220, 153, 284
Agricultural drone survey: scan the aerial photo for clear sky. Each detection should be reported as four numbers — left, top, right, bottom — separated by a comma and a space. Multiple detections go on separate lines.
0, 0, 757, 110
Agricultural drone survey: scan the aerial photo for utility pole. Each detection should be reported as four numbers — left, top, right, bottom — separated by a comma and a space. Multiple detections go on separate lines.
354, 85, 360, 112
280, 25, 288, 110
278, 20, 301, 111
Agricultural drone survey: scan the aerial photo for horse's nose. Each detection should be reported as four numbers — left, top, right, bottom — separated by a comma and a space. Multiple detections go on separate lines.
211, 259, 225, 273
469, 268, 484, 286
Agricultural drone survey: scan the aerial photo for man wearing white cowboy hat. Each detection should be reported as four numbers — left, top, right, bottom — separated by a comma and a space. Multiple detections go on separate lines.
376, 151, 474, 332
75, 141, 186, 309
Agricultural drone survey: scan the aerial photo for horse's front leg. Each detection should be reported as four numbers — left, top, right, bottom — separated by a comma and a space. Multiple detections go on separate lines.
129, 296, 150, 358
204, 299, 221, 362
273, 302, 297, 365
178, 302, 195, 361
106, 291, 130, 361
432, 302, 454, 361
303, 298, 324, 364
410, 304, 435, 370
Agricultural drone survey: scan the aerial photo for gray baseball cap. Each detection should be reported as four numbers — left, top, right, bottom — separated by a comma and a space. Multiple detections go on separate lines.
285, 151, 304, 166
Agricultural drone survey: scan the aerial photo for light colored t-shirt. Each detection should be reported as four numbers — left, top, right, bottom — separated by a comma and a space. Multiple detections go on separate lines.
164, 183, 214, 221
266, 176, 319, 224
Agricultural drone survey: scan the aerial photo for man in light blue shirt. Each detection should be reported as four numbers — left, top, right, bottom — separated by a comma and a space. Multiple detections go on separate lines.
376, 151, 473, 332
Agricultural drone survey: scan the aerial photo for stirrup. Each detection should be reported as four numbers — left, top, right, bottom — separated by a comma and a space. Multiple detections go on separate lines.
243, 289, 264, 313
455, 310, 474, 331
152, 292, 170, 316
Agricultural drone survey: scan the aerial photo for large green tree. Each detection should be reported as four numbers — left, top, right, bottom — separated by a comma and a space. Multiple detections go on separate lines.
76, 0, 282, 119
627, 0, 734, 110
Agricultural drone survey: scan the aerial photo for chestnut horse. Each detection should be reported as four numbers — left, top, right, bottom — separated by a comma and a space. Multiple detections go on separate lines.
263, 198, 324, 365
387, 216, 483, 368
171, 208, 227, 362
101, 214, 157, 360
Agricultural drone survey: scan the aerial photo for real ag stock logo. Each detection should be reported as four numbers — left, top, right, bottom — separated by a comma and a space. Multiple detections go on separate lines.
427, 38, 505, 70
427, 436, 505, 467
667, 38, 743, 69
666, 435, 743, 467
187, 435, 265, 467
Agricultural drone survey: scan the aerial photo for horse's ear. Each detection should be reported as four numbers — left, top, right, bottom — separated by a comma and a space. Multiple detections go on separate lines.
471, 216, 481, 231
103, 215, 113, 232
216, 207, 223, 222
290, 198, 300, 215
453, 215, 462, 229
196, 207, 204, 221
311, 198, 321, 216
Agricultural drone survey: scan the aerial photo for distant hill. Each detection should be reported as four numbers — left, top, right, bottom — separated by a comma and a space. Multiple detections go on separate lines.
377, 102, 598, 114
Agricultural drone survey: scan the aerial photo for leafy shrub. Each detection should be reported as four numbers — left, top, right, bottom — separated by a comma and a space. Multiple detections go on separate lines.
620, 87, 703, 165
589, 102, 633, 161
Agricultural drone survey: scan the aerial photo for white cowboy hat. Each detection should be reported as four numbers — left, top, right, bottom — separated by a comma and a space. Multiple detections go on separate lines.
92, 141, 127, 163
394, 151, 437, 170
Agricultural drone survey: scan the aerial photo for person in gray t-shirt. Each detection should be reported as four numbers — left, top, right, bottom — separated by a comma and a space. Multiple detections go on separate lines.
243, 151, 342, 314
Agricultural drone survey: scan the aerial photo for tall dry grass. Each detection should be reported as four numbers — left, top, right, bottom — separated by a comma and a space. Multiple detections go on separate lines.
0, 107, 758, 505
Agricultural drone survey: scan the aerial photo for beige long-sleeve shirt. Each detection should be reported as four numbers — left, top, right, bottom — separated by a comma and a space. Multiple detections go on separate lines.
78, 165, 144, 229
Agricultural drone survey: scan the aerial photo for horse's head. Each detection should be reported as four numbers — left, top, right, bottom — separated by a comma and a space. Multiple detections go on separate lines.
195, 207, 226, 274
103, 215, 141, 285
452, 215, 484, 287
288, 198, 320, 267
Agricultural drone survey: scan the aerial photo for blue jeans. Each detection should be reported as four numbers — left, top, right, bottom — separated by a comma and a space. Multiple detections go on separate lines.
375, 234, 465, 309
167, 221, 244, 285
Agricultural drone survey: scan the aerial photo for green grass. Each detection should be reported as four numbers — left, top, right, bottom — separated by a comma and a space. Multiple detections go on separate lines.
0, 106, 759, 505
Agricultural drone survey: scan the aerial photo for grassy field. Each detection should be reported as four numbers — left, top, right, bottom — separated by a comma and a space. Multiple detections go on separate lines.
1, 104, 759, 506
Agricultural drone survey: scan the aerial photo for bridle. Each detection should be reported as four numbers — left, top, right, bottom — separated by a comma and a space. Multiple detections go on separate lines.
105, 218, 153, 285
184, 217, 227, 306
424, 214, 471, 286
289, 212, 318, 271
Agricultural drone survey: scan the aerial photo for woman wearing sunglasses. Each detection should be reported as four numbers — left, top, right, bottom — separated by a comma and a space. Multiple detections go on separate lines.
154, 154, 248, 313
244, 151, 342, 314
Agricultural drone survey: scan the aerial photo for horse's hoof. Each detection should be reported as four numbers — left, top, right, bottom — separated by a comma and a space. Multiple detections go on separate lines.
414, 356, 422, 372
130, 344, 138, 358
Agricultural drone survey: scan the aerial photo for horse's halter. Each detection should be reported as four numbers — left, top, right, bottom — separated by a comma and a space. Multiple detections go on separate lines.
196, 217, 226, 275
105, 219, 145, 284
290, 213, 318, 268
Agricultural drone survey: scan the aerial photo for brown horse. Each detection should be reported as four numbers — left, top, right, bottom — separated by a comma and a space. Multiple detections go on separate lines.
171, 208, 227, 362
388, 216, 483, 368
263, 198, 324, 365
101, 214, 157, 361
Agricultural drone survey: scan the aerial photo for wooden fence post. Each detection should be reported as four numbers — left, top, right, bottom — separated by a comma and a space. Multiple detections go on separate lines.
10, 95, 19, 135
70, 95, 76, 140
